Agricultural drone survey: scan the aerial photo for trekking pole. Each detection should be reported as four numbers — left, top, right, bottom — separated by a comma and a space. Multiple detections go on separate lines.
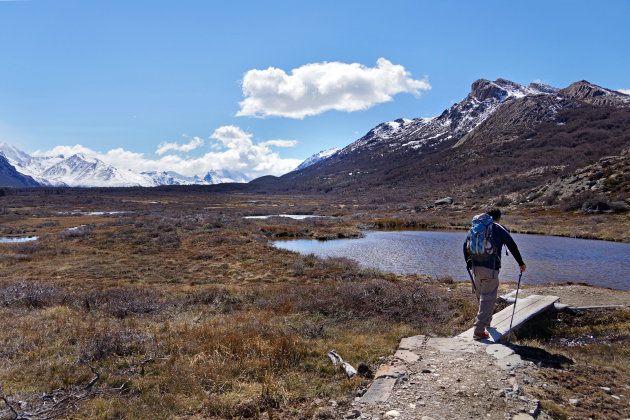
466, 262, 476, 294
506, 270, 523, 343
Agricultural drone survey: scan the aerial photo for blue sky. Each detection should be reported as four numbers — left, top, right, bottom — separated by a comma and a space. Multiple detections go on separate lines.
1, 0, 629, 177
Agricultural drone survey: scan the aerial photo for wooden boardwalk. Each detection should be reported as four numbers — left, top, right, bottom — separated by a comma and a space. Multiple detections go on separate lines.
458, 294, 559, 342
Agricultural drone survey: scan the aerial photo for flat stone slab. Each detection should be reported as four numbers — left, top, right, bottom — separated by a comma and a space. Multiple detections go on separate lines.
359, 377, 397, 403
459, 295, 559, 342
496, 353, 525, 370
375, 364, 407, 379
426, 337, 480, 353
394, 349, 420, 363
486, 343, 515, 359
398, 335, 425, 351
513, 413, 535, 420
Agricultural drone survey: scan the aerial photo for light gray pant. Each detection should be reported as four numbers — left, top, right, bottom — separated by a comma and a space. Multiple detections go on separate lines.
472, 266, 499, 333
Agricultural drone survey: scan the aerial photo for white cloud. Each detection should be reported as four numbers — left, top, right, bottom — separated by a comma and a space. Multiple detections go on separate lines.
156, 136, 204, 155
618, 89, 630, 96
32, 126, 302, 180
259, 139, 298, 147
236, 58, 431, 119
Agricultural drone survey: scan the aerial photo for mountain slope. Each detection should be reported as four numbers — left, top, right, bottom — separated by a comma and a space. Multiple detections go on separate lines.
0, 154, 40, 187
264, 79, 630, 203
294, 148, 340, 171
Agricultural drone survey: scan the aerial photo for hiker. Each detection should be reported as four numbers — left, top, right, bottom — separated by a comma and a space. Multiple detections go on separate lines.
463, 208, 526, 340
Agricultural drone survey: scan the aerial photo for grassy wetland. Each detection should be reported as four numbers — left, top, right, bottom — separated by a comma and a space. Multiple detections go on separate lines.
0, 188, 628, 419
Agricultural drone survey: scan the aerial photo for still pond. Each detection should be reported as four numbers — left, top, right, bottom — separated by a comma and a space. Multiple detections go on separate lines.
273, 230, 630, 291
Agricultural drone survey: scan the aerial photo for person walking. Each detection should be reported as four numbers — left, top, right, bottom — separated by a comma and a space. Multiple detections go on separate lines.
463, 208, 526, 340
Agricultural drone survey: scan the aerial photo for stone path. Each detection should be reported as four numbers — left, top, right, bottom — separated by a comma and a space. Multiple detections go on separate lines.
355, 335, 543, 420
353, 297, 564, 419
332, 287, 630, 420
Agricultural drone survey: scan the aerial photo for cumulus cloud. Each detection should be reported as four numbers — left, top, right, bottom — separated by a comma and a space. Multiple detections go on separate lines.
618, 89, 630, 96
32, 126, 302, 180
236, 58, 430, 119
156, 136, 204, 155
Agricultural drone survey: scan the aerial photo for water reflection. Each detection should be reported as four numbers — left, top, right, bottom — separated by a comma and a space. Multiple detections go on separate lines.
273, 230, 630, 290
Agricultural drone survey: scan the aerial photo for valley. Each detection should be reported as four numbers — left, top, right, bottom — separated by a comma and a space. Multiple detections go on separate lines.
0, 189, 628, 419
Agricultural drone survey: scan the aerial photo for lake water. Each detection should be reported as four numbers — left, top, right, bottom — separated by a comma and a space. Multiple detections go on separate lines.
0, 236, 39, 243
56, 211, 134, 215
244, 214, 329, 220
273, 230, 630, 291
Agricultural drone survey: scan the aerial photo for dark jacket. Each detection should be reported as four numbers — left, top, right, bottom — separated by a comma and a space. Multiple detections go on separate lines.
463, 222, 525, 271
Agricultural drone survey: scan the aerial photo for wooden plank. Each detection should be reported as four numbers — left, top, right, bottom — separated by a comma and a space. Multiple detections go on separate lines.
458, 295, 559, 342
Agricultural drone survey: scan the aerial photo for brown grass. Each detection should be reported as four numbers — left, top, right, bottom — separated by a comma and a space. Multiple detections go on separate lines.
0, 189, 627, 419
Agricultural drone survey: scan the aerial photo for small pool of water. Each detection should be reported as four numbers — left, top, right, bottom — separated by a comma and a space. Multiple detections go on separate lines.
244, 214, 329, 220
273, 230, 630, 290
0, 236, 39, 243
56, 211, 134, 215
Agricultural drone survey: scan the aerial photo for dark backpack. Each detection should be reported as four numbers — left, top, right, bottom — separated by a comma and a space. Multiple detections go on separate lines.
466, 213, 496, 262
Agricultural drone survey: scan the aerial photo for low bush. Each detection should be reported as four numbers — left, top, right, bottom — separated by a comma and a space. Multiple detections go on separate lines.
58, 224, 93, 238
78, 288, 163, 318
182, 287, 244, 312
259, 278, 457, 330
0, 280, 62, 308
79, 328, 149, 362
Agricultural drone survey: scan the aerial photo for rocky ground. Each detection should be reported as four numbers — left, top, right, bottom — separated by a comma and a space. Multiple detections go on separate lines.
325, 335, 549, 420
312, 285, 629, 420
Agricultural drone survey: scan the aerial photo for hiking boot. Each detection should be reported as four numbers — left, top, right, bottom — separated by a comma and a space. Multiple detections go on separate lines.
473, 331, 489, 340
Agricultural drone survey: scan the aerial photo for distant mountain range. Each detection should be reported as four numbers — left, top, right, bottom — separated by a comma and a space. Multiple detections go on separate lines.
0, 144, 251, 187
2, 78, 629, 203
257, 79, 630, 204
0, 142, 334, 188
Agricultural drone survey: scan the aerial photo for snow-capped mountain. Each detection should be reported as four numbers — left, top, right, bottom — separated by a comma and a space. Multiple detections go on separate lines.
36, 153, 154, 187
0, 143, 250, 187
0, 142, 31, 164
272, 78, 630, 201
0, 154, 40, 187
205, 169, 249, 184
339, 78, 559, 157
142, 171, 206, 186
140, 170, 248, 186
294, 148, 340, 171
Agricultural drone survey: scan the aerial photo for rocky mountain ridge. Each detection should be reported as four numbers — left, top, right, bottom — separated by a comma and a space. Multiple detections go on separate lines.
266, 79, 630, 205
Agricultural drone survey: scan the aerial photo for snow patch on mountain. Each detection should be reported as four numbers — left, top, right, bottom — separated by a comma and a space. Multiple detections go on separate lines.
294, 148, 340, 171
0, 142, 31, 164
